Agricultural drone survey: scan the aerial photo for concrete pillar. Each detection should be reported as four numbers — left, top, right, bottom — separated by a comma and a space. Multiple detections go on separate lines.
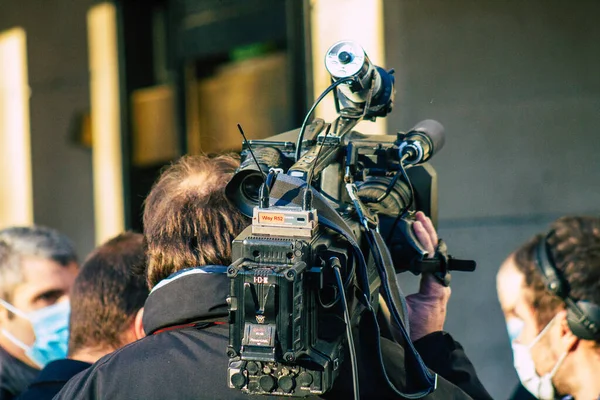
87, 3, 125, 244
0, 27, 33, 228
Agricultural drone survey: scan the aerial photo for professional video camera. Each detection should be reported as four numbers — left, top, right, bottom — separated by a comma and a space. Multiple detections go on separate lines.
225, 41, 475, 399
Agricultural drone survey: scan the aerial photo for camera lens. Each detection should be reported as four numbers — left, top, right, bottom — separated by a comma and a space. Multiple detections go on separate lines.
357, 176, 411, 218
241, 174, 263, 203
338, 51, 352, 64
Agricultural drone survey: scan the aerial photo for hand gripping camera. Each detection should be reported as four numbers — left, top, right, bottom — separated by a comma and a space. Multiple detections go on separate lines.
225, 41, 475, 398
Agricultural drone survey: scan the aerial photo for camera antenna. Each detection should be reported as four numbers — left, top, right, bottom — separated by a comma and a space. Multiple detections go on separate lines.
237, 124, 266, 183
237, 124, 269, 208
302, 124, 332, 211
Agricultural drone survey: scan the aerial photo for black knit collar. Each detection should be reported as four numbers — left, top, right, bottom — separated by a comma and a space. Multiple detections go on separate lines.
142, 267, 229, 335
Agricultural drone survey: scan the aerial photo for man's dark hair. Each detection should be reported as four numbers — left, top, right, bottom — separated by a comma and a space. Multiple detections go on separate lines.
142, 154, 250, 288
68, 232, 149, 355
514, 216, 600, 333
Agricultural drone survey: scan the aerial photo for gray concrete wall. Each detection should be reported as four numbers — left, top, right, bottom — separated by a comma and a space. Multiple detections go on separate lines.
0, 0, 96, 259
384, 1, 600, 398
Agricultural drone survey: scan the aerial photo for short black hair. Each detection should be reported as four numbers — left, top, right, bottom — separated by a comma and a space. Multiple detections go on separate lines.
68, 232, 149, 354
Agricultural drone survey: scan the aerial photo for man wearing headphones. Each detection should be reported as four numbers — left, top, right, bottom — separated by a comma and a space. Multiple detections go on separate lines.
496, 216, 600, 400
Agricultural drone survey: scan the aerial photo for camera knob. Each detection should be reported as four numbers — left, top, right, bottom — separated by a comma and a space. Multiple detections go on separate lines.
259, 375, 277, 392
278, 375, 295, 393
297, 371, 313, 387
230, 372, 246, 389
246, 361, 260, 375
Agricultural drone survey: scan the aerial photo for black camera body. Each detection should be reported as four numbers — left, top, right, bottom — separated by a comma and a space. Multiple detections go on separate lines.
225, 126, 438, 396
226, 222, 356, 395
224, 41, 468, 398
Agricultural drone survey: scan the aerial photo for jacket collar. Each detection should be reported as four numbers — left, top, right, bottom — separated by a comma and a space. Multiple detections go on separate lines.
33, 359, 91, 383
142, 266, 229, 335
0, 344, 39, 395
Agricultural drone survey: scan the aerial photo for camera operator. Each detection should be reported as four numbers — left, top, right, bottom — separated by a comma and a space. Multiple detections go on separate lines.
497, 216, 600, 400
56, 154, 491, 400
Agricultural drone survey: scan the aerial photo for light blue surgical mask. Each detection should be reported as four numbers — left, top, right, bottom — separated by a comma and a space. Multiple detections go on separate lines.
0, 298, 70, 368
506, 317, 525, 343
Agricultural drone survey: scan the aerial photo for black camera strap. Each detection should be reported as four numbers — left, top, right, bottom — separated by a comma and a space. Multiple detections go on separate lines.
365, 228, 437, 398
270, 175, 437, 398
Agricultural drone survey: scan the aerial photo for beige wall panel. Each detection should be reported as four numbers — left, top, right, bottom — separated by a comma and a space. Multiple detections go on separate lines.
310, 0, 387, 134
87, 3, 125, 244
0, 27, 33, 228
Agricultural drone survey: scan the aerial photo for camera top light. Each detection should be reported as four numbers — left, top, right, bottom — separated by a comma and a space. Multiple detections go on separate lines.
325, 41, 366, 79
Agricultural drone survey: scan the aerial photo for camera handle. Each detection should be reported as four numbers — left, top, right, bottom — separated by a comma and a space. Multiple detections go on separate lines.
410, 243, 477, 287
394, 216, 476, 286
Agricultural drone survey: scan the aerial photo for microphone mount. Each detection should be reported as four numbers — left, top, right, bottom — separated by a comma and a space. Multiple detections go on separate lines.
396, 119, 445, 166
398, 137, 427, 166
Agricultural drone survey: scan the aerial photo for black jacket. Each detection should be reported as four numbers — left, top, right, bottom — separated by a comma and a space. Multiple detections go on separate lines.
0, 346, 38, 400
55, 267, 492, 400
16, 359, 90, 400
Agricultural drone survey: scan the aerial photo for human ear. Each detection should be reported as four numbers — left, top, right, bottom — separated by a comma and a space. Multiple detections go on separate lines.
556, 310, 579, 352
134, 308, 146, 340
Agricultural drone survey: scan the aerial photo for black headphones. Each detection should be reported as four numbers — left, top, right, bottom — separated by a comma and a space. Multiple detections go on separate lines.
535, 231, 600, 341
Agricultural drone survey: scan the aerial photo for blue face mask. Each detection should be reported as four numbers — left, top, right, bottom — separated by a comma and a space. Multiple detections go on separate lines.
0, 298, 70, 368
506, 317, 525, 343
